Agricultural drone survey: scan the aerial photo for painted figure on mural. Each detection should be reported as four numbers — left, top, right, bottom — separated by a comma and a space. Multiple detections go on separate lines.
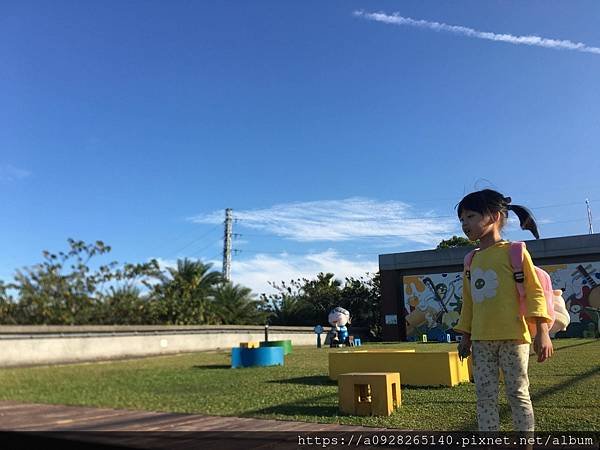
404, 273, 462, 338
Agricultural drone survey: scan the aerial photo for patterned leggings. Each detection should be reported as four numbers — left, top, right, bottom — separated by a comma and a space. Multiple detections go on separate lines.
472, 340, 535, 431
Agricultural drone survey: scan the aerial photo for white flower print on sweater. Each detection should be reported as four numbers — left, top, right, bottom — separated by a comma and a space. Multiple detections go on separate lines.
471, 268, 499, 303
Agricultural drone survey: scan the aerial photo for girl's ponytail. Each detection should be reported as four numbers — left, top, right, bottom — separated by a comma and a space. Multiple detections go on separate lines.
507, 203, 539, 239
457, 189, 540, 239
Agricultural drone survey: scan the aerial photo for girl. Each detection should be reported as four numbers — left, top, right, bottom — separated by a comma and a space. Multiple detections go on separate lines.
454, 189, 553, 432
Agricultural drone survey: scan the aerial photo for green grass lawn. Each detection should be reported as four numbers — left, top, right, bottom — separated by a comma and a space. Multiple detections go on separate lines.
0, 339, 598, 431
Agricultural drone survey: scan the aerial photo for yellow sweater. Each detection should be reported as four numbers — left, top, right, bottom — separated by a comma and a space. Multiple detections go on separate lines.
454, 241, 551, 343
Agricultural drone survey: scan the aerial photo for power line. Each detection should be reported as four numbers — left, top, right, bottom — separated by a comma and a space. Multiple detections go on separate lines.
204, 199, 600, 265
187, 239, 223, 259
531, 200, 599, 210
537, 218, 598, 227
237, 249, 383, 257
151, 225, 206, 256
165, 223, 222, 258
229, 218, 598, 254
206, 251, 223, 264
234, 215, 455, 223
230, 200, 600, 228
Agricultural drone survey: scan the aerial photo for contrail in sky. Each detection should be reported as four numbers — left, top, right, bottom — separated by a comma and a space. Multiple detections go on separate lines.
354, 11, 600, 55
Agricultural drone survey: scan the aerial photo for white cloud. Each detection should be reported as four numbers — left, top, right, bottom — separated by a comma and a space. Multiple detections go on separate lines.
0, 164, 31, 182
153, 257, 177, 271
354, 11, 600, 55
184, 198, 464, 295
223, 250, 378, 296
149, 252, 377, 296
190, 197, 456, 246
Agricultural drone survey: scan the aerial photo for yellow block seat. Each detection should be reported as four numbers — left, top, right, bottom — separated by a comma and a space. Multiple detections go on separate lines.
329, 351, 470, 387
338, 372, 401, 416
239, 341, 260, 348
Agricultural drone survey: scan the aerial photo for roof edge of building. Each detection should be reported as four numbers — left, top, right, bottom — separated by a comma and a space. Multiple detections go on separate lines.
379, 233, 600, 271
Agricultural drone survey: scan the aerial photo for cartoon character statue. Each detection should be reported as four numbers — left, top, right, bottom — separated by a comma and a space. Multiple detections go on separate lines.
328, 307, 350, 347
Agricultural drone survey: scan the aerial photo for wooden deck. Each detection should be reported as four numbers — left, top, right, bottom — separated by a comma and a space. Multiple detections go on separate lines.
0, 400, 390, 449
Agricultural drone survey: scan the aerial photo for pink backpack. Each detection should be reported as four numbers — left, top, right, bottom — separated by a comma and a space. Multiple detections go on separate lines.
463, 242, 569, 337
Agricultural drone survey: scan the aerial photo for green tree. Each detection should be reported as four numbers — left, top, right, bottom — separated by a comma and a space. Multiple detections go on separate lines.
436, 235, 478, 249
0, 280, 17, 324
341, 272, 382, 340
261, 273, 342, 326
266, 294, 314, 326
261, 279, 315, 326
100, 284, 151, 325
298, 273, 343, 321
262, 272, 382, 339
150, 258, 223, 324
9, 239, 160, 325
212, 282, 268, 325
12, 239, 113, 324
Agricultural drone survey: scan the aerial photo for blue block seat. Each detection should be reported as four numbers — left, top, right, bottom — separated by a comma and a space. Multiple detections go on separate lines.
231, 346, 284, 368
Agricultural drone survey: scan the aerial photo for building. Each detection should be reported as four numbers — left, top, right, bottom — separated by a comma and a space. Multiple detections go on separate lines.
379, 234, 600, 341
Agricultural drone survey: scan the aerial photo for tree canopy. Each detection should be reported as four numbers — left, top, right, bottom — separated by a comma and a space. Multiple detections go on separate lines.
436, 235, 478, 249
0, 239, 381, 338
262, 272, 381, 340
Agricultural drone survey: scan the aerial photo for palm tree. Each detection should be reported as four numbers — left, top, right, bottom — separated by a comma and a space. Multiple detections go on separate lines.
102, 284, 148, 325
153, 259, 223, 324
266, 294, 315, 326
212, 282, 268, 325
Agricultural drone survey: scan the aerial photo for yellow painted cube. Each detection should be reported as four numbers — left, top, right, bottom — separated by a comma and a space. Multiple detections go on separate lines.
338, 372, 401, 416
239, 341, 260, 348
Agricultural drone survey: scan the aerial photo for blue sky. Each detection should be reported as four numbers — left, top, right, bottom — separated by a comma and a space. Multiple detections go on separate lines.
2, 1, 600, 295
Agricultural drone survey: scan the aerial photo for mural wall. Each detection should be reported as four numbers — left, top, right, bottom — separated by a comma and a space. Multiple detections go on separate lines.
403, 261, 600, 340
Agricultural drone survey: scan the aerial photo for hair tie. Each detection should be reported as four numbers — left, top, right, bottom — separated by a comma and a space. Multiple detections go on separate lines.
503, 196, 512, 204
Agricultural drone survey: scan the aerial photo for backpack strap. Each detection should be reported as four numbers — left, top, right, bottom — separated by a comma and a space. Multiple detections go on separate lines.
509, 241, 527, 315
509, 241, 525, 282
463, 249, 479, 281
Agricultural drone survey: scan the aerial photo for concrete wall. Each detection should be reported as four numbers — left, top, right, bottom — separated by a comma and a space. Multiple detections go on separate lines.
0, 325, 317, 368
